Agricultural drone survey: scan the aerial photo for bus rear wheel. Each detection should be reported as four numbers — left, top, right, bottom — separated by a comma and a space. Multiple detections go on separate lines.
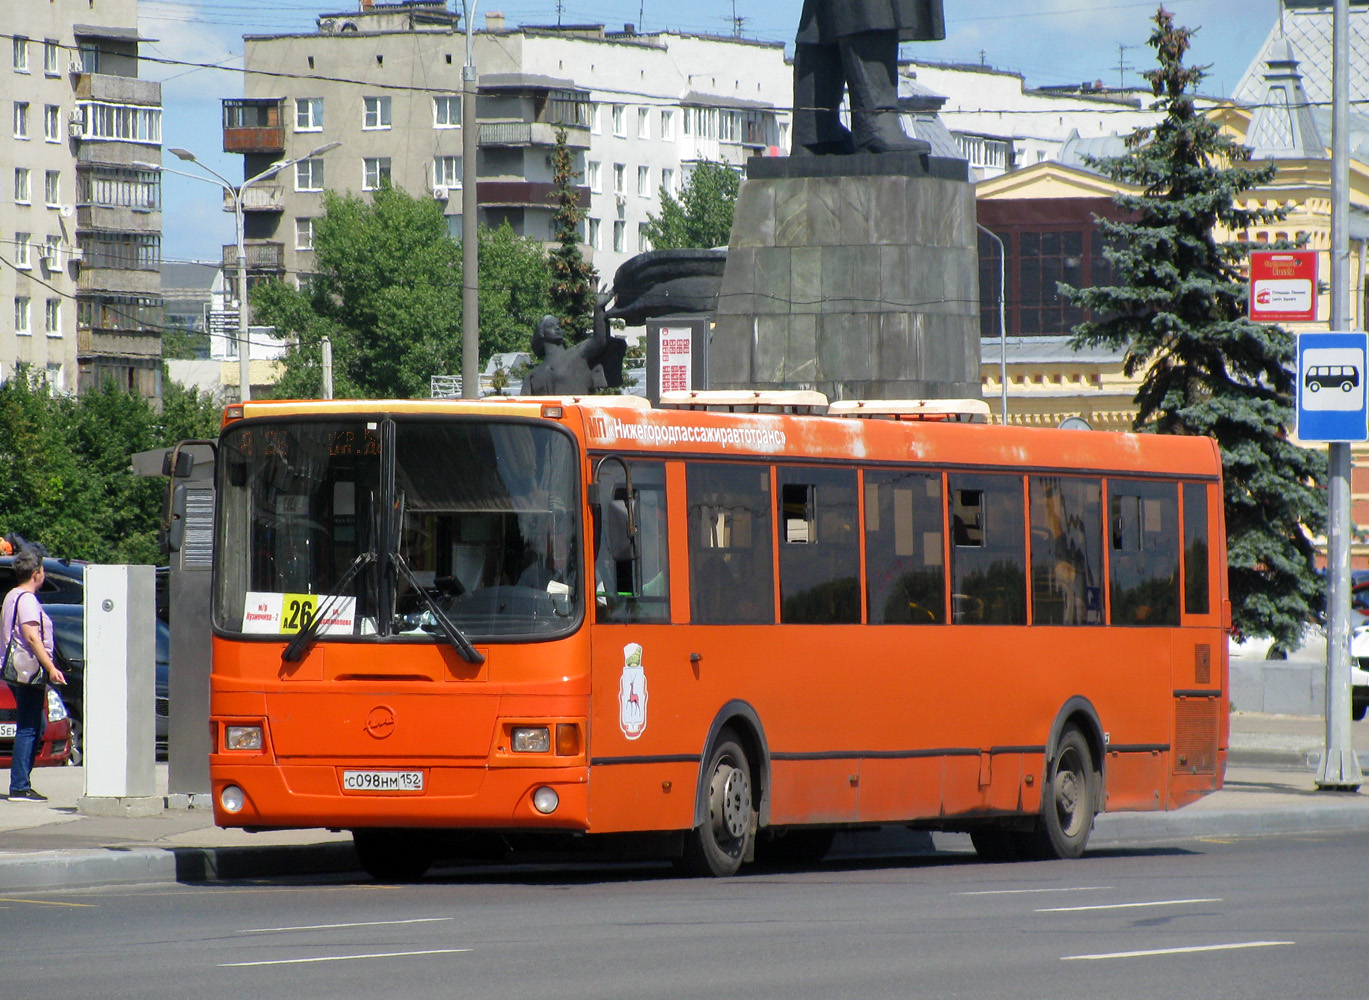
680, 730, 755, 877
1024, 727, 1096, 860
353, 829, 434, 882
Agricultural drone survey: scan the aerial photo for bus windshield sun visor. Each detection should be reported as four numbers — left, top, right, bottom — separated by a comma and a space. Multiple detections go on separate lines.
391, 549, 486, 665
281, 550, 376, 664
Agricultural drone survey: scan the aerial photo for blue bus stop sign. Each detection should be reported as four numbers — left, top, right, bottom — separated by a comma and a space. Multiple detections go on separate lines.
1297, 331, 1369, 443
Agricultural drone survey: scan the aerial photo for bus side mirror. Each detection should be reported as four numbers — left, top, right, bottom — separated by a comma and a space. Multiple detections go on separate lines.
165, 483, 188, 553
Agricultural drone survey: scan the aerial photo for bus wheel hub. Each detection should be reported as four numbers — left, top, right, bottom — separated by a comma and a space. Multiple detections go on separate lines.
710, 765, 750, 840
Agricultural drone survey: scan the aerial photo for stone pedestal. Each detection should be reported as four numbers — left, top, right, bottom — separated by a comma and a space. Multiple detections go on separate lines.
710, 153, 980, 401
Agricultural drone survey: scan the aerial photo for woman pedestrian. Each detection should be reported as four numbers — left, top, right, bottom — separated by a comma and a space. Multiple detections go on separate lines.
4, 547, 65, 801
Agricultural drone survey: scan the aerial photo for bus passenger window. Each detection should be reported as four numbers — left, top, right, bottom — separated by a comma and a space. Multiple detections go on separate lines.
778, 468, 859, 624
865, 471, 944, 624
948, 475, 1026, 625
595, 461, 670, 624
1183, 483, 1210, 616
1108, 481, 1179, 626
1030, 477, 1103, 625
687, 463, 774, 624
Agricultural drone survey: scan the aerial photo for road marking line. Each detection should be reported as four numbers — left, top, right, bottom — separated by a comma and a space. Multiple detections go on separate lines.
957, 887, 1112, 896
1062, 941, 1295, 962
0, 897, 97, 908
1039, 897, 1220, 913
220, 948, 471, 968
238, 917, 454, 934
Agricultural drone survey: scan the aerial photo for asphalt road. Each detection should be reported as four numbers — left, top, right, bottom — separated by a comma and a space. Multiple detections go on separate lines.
3, 831, 1366, 999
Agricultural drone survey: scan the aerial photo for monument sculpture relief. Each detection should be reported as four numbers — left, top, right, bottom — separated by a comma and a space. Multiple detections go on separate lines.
793, 0, 946, 155
522, 293, 627, 396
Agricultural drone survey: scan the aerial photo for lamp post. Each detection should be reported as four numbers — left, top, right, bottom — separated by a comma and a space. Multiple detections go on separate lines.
166, 141, 340, 401
976, 224, 1009, 424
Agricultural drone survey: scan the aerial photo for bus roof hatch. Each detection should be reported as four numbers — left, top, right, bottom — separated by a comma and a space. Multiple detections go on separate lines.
658, 390, 829, 414
827, 398, 990, 422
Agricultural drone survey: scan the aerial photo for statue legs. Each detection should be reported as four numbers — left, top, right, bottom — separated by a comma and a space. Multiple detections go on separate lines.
839, 31, 930, 154
792, 42, 855, 156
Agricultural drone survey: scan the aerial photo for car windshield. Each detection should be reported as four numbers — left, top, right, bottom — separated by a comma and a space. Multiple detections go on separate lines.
213, 416, 583, 640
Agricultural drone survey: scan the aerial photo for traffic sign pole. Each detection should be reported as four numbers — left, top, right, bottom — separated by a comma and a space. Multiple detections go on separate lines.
1316, 0, 1362, 792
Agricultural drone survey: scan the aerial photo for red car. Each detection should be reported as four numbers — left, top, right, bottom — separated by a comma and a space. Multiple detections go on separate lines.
0, 685, 72, 768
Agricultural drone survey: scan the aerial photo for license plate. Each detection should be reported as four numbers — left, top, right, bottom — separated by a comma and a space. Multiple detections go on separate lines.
342, 769, 424, 792
0, 723, 15, 739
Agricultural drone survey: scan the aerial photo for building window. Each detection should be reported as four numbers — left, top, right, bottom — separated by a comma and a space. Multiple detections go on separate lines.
613, 163, 626, 196
637, 107, 650, 139
587, 160, 601, 194
79, 43, 99, 74
80, 232, 159, 270
638, 223, 650, 252
720, 110, 739, 143
14, 168, 29, 204
45, 299, 60, 337
434, 95, 460, 127
14, 233, 30, 269
43, 40, 59, 76
660, 109, 675, 141
612, 104, 625, 137
295, 98, 323, 131
14, 101, 29, 139
613, 219, 625, 253
662, 167, 675, 196
362, 157, 391, 190
44, 171, 59, 207
15, 297, 31, 336
295, 158, 324, 191
44, 105, 59, 142
295, 217, 315, 250
77, 167, 160, 211
363, 96, 391, 129
433, 155, 461, 190
13, 36, 28, 73
638, 165, 650, 198
590, 102, 601, 134
589, 217, 601, 250
75, 102, 161, 143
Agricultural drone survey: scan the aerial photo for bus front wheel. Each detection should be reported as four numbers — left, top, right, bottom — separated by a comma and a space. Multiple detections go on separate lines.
1024, 727, 1096, 860
680, 730, 755, 877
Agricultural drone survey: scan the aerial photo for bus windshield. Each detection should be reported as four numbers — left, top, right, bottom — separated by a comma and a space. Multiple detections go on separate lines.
213, 416, 582, 641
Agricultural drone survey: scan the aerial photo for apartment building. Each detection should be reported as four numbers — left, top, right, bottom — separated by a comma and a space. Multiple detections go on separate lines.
1, 0, 163, 397
221, 2, 789, 309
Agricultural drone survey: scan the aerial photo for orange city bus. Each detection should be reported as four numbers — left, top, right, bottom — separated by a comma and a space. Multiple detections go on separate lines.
208, 391, 1229, 879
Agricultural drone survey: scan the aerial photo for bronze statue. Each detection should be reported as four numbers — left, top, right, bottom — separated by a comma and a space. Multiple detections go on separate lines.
793, 0, 945, 155
522, 293, 627, 396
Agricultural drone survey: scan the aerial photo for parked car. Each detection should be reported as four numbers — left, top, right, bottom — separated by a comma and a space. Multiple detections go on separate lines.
45, 603, 169, 764
0, 555, 87, 606
0, 684, 72, 768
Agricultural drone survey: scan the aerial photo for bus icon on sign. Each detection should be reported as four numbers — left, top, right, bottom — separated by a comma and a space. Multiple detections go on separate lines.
1305, 365, 1360, 393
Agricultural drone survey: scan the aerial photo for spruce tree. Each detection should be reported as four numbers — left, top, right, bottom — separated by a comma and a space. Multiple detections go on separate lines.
1066, 8, 1326, 647
547, 128, 597, 338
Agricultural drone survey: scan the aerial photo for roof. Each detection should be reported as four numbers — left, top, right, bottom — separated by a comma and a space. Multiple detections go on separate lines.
480, 73, 583, 93
73, 24, 155, 43
1234, 4, 1369, 108
1244, 40, 1327, 159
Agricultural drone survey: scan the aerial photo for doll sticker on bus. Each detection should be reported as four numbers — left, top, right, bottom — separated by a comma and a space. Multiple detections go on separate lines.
619, 642, 648, 739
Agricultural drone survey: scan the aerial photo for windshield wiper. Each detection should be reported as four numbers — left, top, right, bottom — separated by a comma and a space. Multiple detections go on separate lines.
281, 550, 376, 664
391, 550, 486, 665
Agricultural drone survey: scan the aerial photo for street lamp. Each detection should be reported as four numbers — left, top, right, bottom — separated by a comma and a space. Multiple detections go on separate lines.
976, 223, 1009, 424
459, 0, 481, 399
166, 141, 340, 401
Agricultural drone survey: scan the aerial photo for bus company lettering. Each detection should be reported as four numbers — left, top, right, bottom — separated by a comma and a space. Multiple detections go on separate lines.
588, 414, 787, 452
619, 642, 648, 740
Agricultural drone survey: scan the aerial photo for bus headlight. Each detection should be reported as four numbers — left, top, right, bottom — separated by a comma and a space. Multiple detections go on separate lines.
512, 726, 551, 753
225, 725, 263, 751
220, 785, 246, 813
532, 786, 559, 814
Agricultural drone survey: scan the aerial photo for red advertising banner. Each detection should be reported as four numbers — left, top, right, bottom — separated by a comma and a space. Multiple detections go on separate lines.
1249, 250, 1318, 323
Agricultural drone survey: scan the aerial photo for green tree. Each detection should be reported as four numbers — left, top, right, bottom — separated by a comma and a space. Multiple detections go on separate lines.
643, 161, 741, 250
255, 187, 552, 398
547, 128, 597, 338
1065, 8, 1326, 647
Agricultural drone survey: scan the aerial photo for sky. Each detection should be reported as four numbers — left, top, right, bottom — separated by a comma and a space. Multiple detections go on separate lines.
137, 0, 1283, 265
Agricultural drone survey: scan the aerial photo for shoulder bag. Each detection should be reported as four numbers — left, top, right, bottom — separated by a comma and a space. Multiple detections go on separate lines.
1, 593, 46, 686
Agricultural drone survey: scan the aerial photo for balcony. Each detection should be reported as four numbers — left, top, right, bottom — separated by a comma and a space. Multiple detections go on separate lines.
479, 122, 590, 149
74, 72, 161, 106
222, 185, 284, 213
222, 99, 286, 154
221, 241, 285, 272
477, 182, 589, 209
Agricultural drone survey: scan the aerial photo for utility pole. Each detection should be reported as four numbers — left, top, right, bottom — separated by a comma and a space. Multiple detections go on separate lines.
461, 1, 481, 399
321, 336, 334, 400
1315, 0, 1363, 792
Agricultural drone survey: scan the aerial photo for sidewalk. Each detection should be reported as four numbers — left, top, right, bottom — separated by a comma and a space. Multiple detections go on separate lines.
2, 712, 1367, 892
